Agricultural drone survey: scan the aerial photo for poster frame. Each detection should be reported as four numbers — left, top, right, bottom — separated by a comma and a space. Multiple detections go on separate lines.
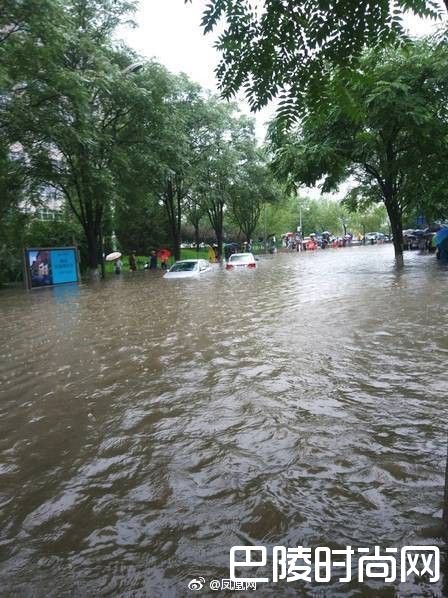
23, 246, 81, 290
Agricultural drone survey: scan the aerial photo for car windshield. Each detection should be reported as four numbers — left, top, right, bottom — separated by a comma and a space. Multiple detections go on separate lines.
229, 254, 252, 263
170, 261, 198, 272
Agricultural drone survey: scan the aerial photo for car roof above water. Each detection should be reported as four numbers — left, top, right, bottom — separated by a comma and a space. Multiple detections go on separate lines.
229, 253, 255, 260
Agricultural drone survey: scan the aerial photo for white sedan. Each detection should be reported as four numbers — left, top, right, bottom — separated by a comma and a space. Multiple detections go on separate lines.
164, 259, 211, 279
225, 252, 257, 270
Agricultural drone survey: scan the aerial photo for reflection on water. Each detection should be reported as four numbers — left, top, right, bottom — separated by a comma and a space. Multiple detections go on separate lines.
0, 245, 447, 596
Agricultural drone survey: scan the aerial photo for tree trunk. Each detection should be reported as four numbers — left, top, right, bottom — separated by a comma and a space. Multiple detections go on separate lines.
86, 228, 100, 280
385, 199, 404, 266
169, 219, 181, 261
173, 230, 181, 261
168, 212, 181, 261
215, 226, 223, 261
175, 187, 182, 261
98, 228, 105, 279
216, 208, 224, 261
163, 180, 182, 262
194, 223, 200, 254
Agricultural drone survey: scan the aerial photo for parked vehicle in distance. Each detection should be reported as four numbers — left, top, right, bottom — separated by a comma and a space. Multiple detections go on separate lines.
164, 259, 211, 279
403, 229, 419, 250
226, 253, 257, 270
364, 231, 387, 244
376, 232, 389, 242
365, 232, 378, 243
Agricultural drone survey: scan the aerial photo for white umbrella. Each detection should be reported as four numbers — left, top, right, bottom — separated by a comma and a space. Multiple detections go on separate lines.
105, 251, 122, 262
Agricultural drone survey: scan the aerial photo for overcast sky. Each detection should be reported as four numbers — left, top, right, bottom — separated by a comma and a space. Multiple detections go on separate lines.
119, 0, 277, 140
119, 1, 443, 197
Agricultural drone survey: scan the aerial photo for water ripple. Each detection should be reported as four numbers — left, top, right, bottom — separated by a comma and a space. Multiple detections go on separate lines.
0, 246, 447, 596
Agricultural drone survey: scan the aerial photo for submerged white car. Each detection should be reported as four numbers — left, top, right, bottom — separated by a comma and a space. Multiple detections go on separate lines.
164, 259, 211, 279
225, 252, 257, 271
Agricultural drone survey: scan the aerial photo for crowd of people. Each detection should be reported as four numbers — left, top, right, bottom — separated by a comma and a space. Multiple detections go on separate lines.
113, 250, 170, 274
283, 231, 354, 251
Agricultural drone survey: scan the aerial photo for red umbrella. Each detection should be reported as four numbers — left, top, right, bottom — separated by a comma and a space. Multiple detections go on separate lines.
157, 249, 171, 260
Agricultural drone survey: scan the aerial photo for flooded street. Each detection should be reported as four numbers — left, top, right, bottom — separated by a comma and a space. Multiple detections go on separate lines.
1, 245, 447, 596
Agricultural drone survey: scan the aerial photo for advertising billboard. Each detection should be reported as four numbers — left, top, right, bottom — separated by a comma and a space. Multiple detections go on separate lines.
24, 247, 80, 289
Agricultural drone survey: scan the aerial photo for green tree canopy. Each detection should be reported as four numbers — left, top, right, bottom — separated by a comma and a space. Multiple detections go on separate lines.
189, 0, 447, 118
269, 41, 448, 262
1, 0, 288, 278
228, 148, 281, 242
2, 0, 146, 276
193, 103, 262, 259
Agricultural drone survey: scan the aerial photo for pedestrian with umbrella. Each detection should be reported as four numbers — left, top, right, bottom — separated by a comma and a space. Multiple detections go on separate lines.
105, 252, 123, 275
157, 249, 171, 270
434, 228, 448, 261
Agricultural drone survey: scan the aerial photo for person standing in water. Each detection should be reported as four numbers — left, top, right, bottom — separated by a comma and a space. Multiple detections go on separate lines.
160, 255, 168, 270
129, 252, 137, 272
149, 251, 158, 270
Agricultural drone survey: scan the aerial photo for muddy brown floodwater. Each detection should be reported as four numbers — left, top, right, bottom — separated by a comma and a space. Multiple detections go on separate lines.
0, 245, 447, 597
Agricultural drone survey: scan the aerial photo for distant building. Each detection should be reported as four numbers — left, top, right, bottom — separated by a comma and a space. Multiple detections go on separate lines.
21, 186, 64, 221
9, 142, 64, 221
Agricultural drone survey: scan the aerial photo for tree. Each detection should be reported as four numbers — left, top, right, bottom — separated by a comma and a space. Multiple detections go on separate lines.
189, 0, 447, 119
194, 103, 257, 260
147, 76, 206, 261
110, 62, 182, 257
269, 41, 448, 264
0, 146, 25, 220
1, 0, 65, 214
228, 149, 280, 243
0, 0, 63, 63
184, 193, 206, 252
3, 0, 145, 278
114, 190, 169, 255
127, 73, 221, 262
347, 204, 389, 238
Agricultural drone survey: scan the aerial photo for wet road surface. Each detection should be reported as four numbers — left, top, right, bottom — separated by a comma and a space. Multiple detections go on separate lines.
0, 245, 447, 596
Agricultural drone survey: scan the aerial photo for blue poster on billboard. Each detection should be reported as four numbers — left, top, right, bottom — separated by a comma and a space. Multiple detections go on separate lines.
24, 247, 80, 289
51, 249, 79, 284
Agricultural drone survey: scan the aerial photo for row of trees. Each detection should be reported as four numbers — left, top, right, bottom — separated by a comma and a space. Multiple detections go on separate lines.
1, 0, 281, 281
194, 0, 448, 265
260, 197, 389, 240
177, 197, 389, 246
268, 41, 448, 264
4, 2, 445, 283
